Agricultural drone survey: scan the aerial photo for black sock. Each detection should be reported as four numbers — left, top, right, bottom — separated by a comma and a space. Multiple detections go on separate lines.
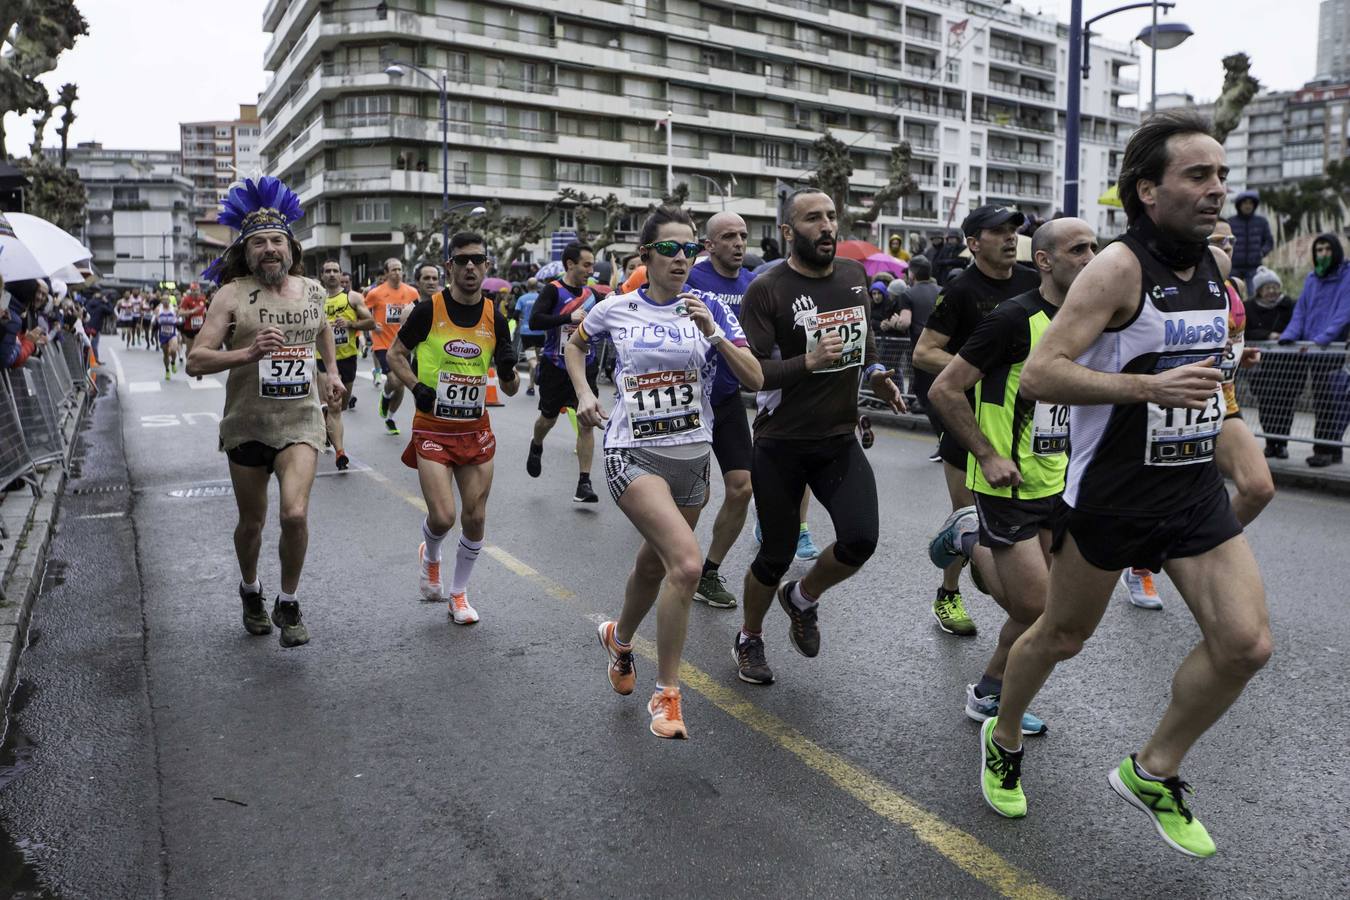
702, 558, 719, 577
529, 441, 542, 455
975, 674, 1002, 698
578, 472, 591, 485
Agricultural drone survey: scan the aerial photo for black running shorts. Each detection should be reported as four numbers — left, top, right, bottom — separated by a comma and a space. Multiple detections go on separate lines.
938, 429, 968, 471
538, 359, 597, 419
1052, 483, 1242, 573
317, 356, 358, 384
974, 493, 1061, 548
226, 441, 302, 474
711, 395, 753, 475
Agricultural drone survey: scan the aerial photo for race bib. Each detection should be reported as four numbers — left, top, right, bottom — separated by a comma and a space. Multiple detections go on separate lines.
1144, 388, 1223, 466
1218, 333, 1244, 385
622, 369, 702, 441
189, 315, 205, 330
434, 371, 486, 420
258, 345, 313, 399
385, 304, 405, 325
332, 321, 349, 346
804, 305, 867, 373
1031, 402, 1070, 456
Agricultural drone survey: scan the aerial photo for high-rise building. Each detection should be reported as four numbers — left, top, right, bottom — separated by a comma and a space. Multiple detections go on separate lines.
180, 104, 263, 232
257, 0, 1138, 280
52, 143, 196, 285
1317, 0, 1350, 83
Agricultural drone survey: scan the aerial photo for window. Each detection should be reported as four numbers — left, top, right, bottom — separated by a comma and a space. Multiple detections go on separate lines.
945, 58, 961, 83
559, 161, 602, 183
762, 142, 782, 167
518, 109, 542, 133
623, 167, 653, 193
521, 62, 541, 90
448, 100, 470, 124
970, 141, 982, 157
969, 167, 982, 190
339, 94, 390, 127
448, 52, 469, 80
559, 209, 576, 229
942, 162, 958, 188
484, 105, 506, 138
354, 199, 390, 223
452, 161, 468, 184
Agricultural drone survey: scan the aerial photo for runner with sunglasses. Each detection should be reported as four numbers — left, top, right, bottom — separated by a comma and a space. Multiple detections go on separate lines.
577, 207, 762, 739
388, 235, 520, 625
732, 188, 904, 686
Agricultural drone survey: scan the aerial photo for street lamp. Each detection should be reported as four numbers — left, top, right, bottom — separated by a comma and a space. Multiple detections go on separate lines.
386, 60, 452, 254
1064, 1, 1193, 217
686, 173, 734, 210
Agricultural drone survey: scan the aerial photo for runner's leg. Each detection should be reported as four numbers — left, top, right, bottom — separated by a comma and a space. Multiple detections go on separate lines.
706, 469, 752, 565
449, 459, 494, 594
1137, 537, 1271, 776
800, 441, 878, 598
228, 460, 270, 586
1217, 417, 1275, 526
991, 532, 1118, 751
743, 442, 810, 633
982, 531, 1052, 683
576, 423, 595, 477
272, 444, 319, 595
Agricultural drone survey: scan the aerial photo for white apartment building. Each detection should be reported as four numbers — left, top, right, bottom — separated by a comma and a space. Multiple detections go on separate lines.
257, 0, 1138, 280
180, 104, 264, 229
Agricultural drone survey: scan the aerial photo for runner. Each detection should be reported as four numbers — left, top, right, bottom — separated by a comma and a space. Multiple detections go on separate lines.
978, 112, 1272, 858
732, 188, 904, 686
512, 282, 544, 397
387, 234, 520, 625
116, 291, 138, 347
177, 283, 208, 380
913, 206, 1039, 637
683, 211, 755, 608
187, 176, 344, 648
317, 259, 375, 471
154, 293, 180, 380
575, 205, 761, 738
526, 240, 600, 503
140, 290, 157, 349
366, 258, 420, 435
926, 217, 1097, 737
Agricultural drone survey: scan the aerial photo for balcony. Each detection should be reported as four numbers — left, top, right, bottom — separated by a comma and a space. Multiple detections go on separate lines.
987, 81, 1056, 104
906, 23, 941, 44
974, 111, 1056, 136
905, 137, 940, 154
986, 181, 1053, 200
902, 207, 939, 222
986, 148, 1055, 168
988, 46, 1056, 73
1109, 104, 1141, 122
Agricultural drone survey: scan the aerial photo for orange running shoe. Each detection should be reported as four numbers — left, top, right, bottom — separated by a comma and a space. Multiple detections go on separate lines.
418, 542, 441, 602
596, 621, 636, 695
1121, 568, 1163, 610
448, 590, 479, 625
647, 686, 688, 739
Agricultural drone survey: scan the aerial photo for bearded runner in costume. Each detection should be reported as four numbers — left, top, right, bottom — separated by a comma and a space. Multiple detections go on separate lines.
188, 177, 345, 649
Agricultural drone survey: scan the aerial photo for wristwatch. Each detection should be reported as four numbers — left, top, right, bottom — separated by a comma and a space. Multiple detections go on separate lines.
707, 332, 725, 346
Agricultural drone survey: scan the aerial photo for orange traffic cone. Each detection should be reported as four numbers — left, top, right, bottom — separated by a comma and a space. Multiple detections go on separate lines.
486, 367, 504, 406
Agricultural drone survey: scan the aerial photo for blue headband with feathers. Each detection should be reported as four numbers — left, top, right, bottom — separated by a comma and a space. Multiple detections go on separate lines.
200, 176, 305, 284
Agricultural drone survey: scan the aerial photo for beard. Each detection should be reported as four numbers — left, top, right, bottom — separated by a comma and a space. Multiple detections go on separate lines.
792, 227, 835, 267
247, 245, 292, 288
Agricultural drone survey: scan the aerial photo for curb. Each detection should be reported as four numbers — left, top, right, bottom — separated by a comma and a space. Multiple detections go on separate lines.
0, 384, 94, 709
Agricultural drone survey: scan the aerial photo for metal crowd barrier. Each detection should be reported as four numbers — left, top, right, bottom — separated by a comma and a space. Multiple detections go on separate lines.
861, 334, 919, 408
1236, 341, 1350, 450
6, 360, 64, 466
0, 337, 93, 491
0, 372, 34, 489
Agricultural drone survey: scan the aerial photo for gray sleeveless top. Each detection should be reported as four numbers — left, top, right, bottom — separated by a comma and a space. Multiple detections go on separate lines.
218, 275, 328, 453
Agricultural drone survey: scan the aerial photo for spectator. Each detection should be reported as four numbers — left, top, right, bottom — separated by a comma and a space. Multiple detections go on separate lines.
759, 236, 781, 261
869, 280, 899, 333
932, 228, 967, 285
894, 256, 942, 435
886, 233, 910, 261
1247, 267, 1295, 341
1274, 233, 1350, 466
80, 290, 114, 364
922, 230, 944, 262
2, 278, 50, 369
1229, 190, 1274, 292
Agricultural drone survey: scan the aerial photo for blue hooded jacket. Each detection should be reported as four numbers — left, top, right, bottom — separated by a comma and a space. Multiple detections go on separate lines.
1229, 190, 1274, 271
1284, 233, 1350, 345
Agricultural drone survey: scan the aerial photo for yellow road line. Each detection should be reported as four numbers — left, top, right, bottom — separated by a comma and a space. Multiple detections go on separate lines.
479, 545, 1059, 900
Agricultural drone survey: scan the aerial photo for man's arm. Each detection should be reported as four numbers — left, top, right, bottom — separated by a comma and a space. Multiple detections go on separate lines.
349, 291, 376, 331
493, 311, 520, 396
529, 284, 571, 331
912, 325, 953, 374
1312, 281, 1350, 346
929, 356, 1014, 481
1021, 244, 1221, 410
186, 284, 279, 376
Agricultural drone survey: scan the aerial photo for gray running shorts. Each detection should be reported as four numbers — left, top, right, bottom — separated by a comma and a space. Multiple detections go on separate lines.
604, 447, 710, 508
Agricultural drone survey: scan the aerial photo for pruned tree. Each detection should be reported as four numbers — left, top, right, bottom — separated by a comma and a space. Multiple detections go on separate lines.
400, 196, 565, 273
18, 155, 85, 231
806, 130, 917, 235
660, 181, 689, 208
0, 0, 88, 161
28, 95, 53, 157
55, 82, 77, 165
562, 188, 626, 252
1212, 53, 1260, 145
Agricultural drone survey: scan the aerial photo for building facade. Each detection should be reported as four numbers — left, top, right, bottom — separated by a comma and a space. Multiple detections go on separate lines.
180, 104, 264, 231
55, 143, 196, 285
1318, 0, 1350, 83
258, 0, 1138, 280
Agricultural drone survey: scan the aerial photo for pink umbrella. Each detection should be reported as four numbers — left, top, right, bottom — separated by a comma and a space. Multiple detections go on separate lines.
481, 277, 511, 292
863, 253, 908, 279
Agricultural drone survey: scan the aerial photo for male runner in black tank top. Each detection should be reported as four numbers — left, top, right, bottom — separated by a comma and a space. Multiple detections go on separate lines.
976, 111, 1271, 859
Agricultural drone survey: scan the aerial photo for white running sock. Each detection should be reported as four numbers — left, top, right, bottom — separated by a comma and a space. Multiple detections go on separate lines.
1133, 758, 1166, 782
788, 581, 818, 612
451, 536, 483, 594
278, 590, 296, 604
422, 519, 447, 562
241, 578, 261, 594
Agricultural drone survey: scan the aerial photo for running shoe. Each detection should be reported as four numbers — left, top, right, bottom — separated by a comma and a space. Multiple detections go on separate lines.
239, 582, 272, 635
1108, 755, 1216, 858
573, 477, 599, 503
776, 580, 820, 658
928, 446, 942, 463
795, 530, 822, 561
979, 718, 1026, 818
378, 392, 389, 419
384, 418, 400, 436
335, 452, 349, 471
858, 414, 875, 450
964, 684, 1048, 736
596, 620, 635, 695
447, 590, 479, 625
418, 542, 441, 602
1121, 568, 1163, 610
647, 686, 688, 739
929, 505, 977, 569
163, 370, 170, 381
526, 442, 543, 478
270, 599, 310, 648
348, 395, 357, 410
525, 386, 536, 397
733, 631, 774, 684
933, 587, 977, 636
753, 520, 762, 543
694, 570, 737, 609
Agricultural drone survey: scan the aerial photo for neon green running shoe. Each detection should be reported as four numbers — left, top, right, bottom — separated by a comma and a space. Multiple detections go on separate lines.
1108, 755, 1216, 858
979, 718, 1026, 818
933, 587, 977, 636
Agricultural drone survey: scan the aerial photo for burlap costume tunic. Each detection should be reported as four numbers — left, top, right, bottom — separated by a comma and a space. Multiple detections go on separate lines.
218, 275, 328, 453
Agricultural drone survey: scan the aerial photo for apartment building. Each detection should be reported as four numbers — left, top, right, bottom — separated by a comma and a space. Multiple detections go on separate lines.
53, 143, 196, 285
180, 104, 264, 234
257, 0, 1138, 279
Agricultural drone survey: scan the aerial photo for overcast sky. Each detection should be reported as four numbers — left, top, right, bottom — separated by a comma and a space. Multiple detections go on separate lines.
2, 0, 1320, 157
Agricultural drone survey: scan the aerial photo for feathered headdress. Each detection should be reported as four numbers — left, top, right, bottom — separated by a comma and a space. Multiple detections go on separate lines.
201, 176, 305, 283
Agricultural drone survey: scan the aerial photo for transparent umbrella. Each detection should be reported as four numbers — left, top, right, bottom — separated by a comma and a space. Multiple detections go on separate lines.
0, 212, 92, 281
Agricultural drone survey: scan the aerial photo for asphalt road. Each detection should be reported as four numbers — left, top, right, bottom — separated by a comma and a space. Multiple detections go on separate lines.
1, 342, 1348, 900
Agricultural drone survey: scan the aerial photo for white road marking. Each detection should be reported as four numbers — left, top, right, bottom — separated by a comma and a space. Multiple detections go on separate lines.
77, 512, 125, 520
128, 381, 162, 393
188, 377, 223, 390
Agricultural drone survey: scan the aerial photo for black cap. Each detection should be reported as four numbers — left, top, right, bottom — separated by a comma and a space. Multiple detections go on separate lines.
961, 204, 1026, 238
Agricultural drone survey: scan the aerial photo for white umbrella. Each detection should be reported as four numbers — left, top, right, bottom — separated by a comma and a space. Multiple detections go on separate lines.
0, 212, 93, 281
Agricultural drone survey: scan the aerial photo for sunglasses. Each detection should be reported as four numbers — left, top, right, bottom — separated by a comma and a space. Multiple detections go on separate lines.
643, 240, 702, 259
450, 253, 488, 267
1207, 236, 1234, 248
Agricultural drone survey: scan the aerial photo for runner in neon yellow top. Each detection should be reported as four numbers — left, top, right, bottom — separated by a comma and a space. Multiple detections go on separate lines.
317, 259, 375, 470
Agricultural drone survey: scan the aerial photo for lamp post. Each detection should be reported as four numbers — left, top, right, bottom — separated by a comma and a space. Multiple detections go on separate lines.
1063, 1, 1192, 217
386, 61, 451, 254
687, 173, 732, 210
